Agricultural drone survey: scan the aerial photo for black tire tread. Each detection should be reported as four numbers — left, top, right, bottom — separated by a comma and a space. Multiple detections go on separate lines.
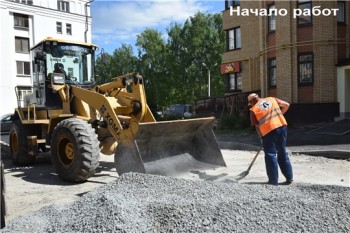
9, 120, 35, 166
51, 118, 100, 182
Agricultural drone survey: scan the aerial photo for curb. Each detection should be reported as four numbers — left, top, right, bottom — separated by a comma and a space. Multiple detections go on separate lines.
217, 141, 260, 151
218, 140, 350, 160
291, 150, 350, 160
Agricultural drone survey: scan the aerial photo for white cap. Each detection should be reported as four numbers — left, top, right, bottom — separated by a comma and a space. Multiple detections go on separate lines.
248, 93, 259, 101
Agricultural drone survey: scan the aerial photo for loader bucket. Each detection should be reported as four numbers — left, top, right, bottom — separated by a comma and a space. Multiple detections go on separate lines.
114, 117, 226, 175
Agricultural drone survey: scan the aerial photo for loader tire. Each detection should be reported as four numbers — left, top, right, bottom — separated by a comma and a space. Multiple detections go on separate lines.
51, 118, 100, 182
9, 120, 35, 166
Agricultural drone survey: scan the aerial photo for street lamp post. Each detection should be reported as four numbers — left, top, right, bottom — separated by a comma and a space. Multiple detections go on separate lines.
202, 62, 217, 97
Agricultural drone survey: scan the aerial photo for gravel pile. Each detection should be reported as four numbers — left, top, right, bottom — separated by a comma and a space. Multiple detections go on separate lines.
1, 173, 350, 233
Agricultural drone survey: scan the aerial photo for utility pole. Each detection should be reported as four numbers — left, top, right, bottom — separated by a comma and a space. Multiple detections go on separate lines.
202, 62, 217, 97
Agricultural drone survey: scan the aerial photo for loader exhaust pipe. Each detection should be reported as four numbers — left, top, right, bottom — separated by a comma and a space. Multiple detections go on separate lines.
114, 117, 226, 175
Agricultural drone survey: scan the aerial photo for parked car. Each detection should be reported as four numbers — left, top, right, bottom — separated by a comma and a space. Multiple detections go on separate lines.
0, 113, 14, 134
164, 104, 192, 118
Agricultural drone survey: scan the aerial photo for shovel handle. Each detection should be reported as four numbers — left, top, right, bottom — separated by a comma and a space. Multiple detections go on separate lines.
246, 147, 263, 172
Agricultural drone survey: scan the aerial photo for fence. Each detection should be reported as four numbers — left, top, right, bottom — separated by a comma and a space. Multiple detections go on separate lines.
193, 91, 261, 119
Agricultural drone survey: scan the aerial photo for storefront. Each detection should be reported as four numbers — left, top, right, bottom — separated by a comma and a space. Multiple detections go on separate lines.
220, 61, 241, 93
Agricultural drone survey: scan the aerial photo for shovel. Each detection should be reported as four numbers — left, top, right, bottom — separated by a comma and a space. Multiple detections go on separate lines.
235, 146, 263, 181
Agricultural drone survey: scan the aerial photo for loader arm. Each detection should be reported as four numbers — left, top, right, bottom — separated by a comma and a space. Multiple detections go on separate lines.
95, 72, 155, 123
72, 72, 225, 175
71, 73, 154, 141
71, 86, 132, 140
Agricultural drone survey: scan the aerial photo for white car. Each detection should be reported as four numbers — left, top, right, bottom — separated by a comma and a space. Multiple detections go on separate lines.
164, 104, 192, 118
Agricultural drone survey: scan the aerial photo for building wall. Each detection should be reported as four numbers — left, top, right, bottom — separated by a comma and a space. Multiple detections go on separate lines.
222, 0, 350, 122
222, 0, 261, 92
0, 0, 92, 116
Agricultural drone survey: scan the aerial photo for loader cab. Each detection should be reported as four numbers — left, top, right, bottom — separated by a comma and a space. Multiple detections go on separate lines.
29, 38, 97, 109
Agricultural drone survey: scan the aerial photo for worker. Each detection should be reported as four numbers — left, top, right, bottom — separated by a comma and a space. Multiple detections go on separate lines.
53, 63, 65, 73
247, 93, 293, 186
47, 63, 64, 80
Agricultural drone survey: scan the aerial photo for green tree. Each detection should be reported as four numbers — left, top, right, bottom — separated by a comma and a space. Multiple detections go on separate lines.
95, 12, 225, 110
136, 29, 168, 110
95, 52, 112, 84
95, 44, 137, 84
110, 44, 138, 76
167, 12, 225, 103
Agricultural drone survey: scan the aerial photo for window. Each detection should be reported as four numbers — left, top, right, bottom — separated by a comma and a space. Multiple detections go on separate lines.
268, 58, 276, 87
15, 37, 29, 53
16, 61, 31, 75
12, 0, 33, 4
22, 0, 32, 4
268, 5, 276, 32
226, 0, 240, 9
227, 27, 241, 51
57, 1, 70, 12
14, 13, 29, 28
66, 23, 72, 35
56, 22, 62, 34
68, 67, 74, 77
229, 73, 242, 91
297, 1, 312, 25
337, 1, 345, 23
298, 53, 313, 84
17, 86, 32, 101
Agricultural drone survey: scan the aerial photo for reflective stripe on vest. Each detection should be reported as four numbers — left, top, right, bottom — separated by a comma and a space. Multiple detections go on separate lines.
251, 97, 287, 136
258, 107, 283, 125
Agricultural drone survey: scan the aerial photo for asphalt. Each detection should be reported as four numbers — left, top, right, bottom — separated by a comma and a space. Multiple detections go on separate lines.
216, 119, 350, 160
1, 119, 349, 160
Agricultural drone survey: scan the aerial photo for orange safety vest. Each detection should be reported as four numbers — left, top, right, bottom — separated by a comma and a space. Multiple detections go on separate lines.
251, 97, 287, 137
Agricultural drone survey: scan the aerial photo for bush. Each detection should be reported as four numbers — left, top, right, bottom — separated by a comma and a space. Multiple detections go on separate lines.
217, 114, 250, 130
158, 114, 183, 121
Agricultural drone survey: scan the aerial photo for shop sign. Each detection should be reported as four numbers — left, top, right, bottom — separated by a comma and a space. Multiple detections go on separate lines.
221, 62, 240, 74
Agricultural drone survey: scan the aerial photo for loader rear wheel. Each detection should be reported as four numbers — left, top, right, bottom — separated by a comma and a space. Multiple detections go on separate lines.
9, 120, 35, 166
51, 118, 100, 182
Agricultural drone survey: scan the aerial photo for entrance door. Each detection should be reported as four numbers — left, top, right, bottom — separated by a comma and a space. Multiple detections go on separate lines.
345, 69, 350, 118
337, 66, 350, 119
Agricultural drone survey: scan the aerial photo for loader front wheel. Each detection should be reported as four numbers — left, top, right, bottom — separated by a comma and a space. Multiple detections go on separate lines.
51, 118, 100, 182
9, 120, 35, 166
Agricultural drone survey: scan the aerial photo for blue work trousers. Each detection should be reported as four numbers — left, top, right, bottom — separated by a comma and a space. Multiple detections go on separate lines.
261, 126, 293, 185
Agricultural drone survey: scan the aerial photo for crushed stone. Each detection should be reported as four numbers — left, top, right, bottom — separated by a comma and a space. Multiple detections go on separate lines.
1, 172, 349, 233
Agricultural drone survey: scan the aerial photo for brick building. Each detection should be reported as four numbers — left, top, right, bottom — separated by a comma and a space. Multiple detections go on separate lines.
221, 0, 350, 123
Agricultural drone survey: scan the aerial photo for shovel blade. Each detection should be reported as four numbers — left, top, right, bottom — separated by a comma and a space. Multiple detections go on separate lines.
234, 171, 249, 181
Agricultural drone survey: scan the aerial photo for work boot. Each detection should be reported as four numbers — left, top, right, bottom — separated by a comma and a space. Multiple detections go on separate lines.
266, 180, 278, 186
281, 179, 293, 185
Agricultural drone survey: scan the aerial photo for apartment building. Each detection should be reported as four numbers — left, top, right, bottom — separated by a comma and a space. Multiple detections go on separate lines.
221, 0, 350, 123
0, 0, 93, 116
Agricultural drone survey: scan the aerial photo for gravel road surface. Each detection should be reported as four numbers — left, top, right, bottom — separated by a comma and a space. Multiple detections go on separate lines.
0, 138, 349, 232
1, 172, 349, 233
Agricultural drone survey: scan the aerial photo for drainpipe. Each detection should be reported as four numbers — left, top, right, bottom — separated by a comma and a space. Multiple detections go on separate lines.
84, 0, 94, 43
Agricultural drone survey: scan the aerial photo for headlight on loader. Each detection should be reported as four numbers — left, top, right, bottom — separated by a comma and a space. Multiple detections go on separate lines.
51, 73, 65, 85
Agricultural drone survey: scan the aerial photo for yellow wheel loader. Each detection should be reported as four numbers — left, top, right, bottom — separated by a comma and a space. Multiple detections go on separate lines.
9, 37, 226, 182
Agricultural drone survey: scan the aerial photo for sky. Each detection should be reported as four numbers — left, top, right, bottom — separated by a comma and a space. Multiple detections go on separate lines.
91, 0, 224, 54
